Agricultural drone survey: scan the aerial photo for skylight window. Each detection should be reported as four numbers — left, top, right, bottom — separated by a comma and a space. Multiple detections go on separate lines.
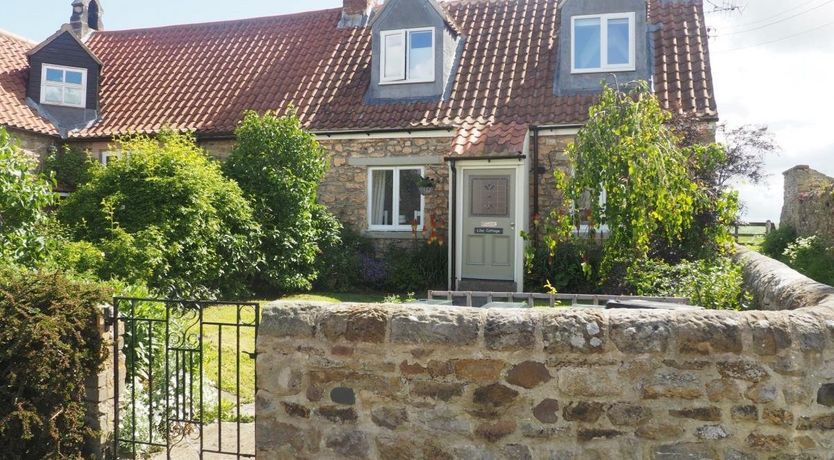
40, 64, 87, 108
571, 13, 636, 73
381, 28, 435, 84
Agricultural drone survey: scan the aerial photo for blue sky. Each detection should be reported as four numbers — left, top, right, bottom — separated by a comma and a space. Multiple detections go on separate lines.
1, 0, 343, 41
3, 1, 834, 221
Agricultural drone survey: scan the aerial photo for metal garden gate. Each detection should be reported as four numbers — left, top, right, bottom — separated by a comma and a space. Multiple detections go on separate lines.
112, 298, 259, 459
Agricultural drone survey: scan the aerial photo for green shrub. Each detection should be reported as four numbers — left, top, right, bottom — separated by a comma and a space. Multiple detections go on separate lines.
0, 128, 56, 268
384, 240, 448, 294
761, 225, 798, 260
224, 110, 340, 293
525, 239, 602, 294
315, 225, 374, 292
627, 257, 749, 310
42, 145, 98, 191
58, 131, 262, 298
0, 269, 110, 458
782, 236, 834, 286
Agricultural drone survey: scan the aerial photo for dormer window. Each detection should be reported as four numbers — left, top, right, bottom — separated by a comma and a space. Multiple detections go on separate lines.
571, 13, 635, 74
380, 28, 435, 84
41, 64, 87, 108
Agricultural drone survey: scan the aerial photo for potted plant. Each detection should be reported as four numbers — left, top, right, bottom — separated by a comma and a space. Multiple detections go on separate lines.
416, 175, 436, 195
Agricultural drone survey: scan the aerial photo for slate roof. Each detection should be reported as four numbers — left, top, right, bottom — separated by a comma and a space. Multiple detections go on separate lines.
0, 0, 717, 153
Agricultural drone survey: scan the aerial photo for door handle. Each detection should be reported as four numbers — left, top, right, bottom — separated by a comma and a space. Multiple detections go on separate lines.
510, 222, 516, 229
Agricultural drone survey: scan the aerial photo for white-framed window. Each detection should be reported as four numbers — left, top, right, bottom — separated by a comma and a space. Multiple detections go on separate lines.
380, 28, 435, 84
367, 166, 425, 231
100, 151, 121, 166
571, 12, 636, 74
40, 64, 87, 108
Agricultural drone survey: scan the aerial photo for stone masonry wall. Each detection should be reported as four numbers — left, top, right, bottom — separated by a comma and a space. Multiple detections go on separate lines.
781, 165, 834, 245
257, 249, 834, 459
83, 305, 123, 459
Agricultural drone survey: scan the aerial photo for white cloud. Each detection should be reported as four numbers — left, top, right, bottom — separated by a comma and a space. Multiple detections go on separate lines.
706, 1, 834, 222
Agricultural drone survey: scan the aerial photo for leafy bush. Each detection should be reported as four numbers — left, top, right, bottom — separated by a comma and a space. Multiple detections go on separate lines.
782, 236, 834, 286
0, 269, 110, 458
0, 128, 56, 268
627, 257, 749, 310
224, 110, 340, 293
384, 240, 448, 294
58, 131, 262, 298
42, 145, 98, 191
315, 225, 375, 292
761, 225, 798, 260
525, 240, 602, 294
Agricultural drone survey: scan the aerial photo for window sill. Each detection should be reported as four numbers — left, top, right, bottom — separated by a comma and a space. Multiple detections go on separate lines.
40, 101, 86, 109
378, 79, 436, 86
364, 231, 425, 240
570, 66, 636, 75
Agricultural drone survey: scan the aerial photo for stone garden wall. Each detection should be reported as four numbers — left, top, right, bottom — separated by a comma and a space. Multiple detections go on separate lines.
781, 165, 834, 244
256, 249, 834, 459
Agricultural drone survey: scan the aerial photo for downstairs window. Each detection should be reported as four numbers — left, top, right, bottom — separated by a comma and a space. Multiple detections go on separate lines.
368, 167, 425, 231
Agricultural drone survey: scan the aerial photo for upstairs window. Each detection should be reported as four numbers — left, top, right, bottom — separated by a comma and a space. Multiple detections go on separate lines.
571, 13, 635, 74
368, 167, 424, 231
380, 28, 435, 84
41, 64, 87, 108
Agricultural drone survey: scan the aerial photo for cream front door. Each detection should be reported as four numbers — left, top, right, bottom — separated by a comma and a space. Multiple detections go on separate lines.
461, 169, 516, 281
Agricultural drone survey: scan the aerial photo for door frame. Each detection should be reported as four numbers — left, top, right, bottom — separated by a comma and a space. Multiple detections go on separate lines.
451, 157, 528, 292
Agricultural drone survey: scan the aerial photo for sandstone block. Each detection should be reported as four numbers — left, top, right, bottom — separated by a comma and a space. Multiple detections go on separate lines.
797, 414, 834, 430
519, 422, 571, 439
636, 423, 684, 441
559, 367, 621, 397
371, 406, 408, 430
475, 420, 517, 443
641, 371, 703, 400
454, 359, 506, 383
652, 443, 718, 460
390, 308, 480, 345
745, 383, 779, 403
676, 314, 742, 355
609, 314, 671, 353
484, 311, 536, 350
746, 432, 789, 450
717, 360, 770, 383
763, 408, 794, 426
503, 444, 533, 460
562, 401, 604, 423
281, 401, 310, 418
472, 383, 519, 417
751, 319, 792, 355
317, 406, 358, 423
331, 387, 356, 405
326, 430, 370, 459
542, 311, 606, 354
669, 406, 721, 422
818, 383, 834, 407
731, 405, 759, 422
706, 379, 743, 402
411, 381, 464, 401
607, 403, 653, 426
577, 428, 622, 443
261, 303, 318, 338
533, 399, 560, 424
695, 425, 730, 440
506, 361, 552, 389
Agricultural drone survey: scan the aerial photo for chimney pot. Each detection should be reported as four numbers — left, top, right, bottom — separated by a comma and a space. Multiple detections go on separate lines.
340, 0, 377, 27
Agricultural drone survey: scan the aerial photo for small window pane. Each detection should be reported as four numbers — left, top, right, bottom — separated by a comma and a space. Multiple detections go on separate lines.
383, 33, 405, 81
44, 86, 63, 104
574, 18, 601, 69
399, 169, 422, 226
64, 87, 83, 106
408, 30, 434, 81
607, 18, 631, 66
45, 68, 63, 82
371, 170, 394, 226
65, 70, 84, 85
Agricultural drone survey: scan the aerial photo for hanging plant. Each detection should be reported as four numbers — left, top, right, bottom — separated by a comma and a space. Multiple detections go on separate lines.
416, 175, 436, 195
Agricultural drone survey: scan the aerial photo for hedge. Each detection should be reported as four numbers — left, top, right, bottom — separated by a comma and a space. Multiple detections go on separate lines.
0, 270, 109, 458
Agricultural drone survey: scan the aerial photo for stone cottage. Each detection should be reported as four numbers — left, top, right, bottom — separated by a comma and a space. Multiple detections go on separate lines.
0, 0, 717, 291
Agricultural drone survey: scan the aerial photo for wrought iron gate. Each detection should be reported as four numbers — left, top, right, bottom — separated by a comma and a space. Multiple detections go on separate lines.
112, 298, 259, 459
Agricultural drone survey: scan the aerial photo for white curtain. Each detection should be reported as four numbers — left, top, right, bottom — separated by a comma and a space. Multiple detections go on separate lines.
371, 171, 388, 225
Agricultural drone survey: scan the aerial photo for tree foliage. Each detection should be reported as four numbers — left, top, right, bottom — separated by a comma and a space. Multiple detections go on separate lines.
58, 131, 262, 297
565, 83, 700, 273
0, 128, 56, 267
42, 145, 99, 191
224, 110, 340, 292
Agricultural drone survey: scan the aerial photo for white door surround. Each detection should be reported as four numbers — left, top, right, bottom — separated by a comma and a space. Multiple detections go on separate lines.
450, 157, 528, 292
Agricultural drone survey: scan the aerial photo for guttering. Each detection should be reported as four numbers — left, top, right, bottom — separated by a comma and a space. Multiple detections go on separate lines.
530, 125, 541, 247
314, 126, 455, 137
448, 158, 458, 290
442, 154, 526, 162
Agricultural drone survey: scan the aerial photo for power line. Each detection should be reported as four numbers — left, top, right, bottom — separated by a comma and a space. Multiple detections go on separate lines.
717, 0, 834, 36
714, 19, 834, 53
721, 0, 817, 27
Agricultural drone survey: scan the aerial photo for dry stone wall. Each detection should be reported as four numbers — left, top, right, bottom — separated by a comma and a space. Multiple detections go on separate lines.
781, 165, 834, 244
257, 249, 834, 459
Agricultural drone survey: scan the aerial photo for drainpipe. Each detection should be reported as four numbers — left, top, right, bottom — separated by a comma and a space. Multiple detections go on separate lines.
449, 158, 458, 290
530, 125, 541, 248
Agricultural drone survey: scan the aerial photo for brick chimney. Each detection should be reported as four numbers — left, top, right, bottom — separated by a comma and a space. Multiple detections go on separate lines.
340, 0, 377, 28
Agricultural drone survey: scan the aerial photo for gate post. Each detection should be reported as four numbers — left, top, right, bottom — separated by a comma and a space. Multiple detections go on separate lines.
84, 304, 123, 459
